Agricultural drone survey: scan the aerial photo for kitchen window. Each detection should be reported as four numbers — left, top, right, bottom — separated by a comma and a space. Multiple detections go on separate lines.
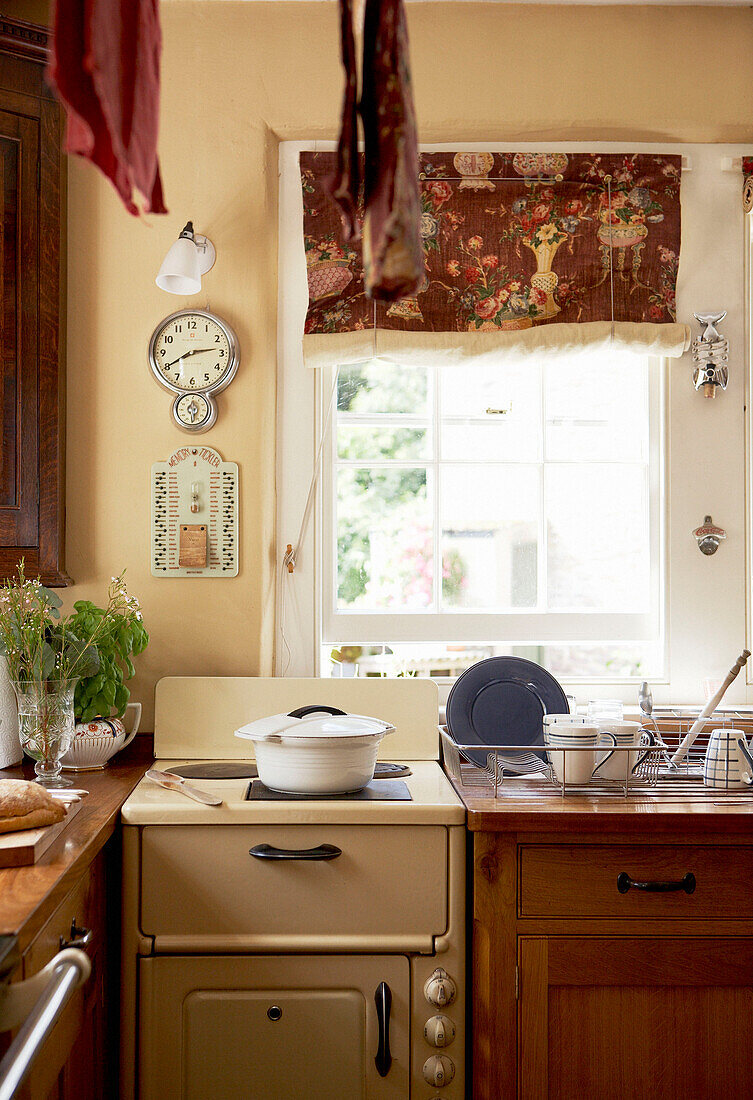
278, 140, 752, 705
319, 350, 664, 682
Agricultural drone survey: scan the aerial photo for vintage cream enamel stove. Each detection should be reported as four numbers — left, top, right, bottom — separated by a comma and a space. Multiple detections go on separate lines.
120, 676, 465, 1100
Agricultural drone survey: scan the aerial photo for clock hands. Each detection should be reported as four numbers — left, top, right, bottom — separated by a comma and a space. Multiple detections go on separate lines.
163, 347, 216, 370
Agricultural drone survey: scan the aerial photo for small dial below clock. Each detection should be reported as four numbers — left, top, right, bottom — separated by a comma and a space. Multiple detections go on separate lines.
173, 392, 215, 433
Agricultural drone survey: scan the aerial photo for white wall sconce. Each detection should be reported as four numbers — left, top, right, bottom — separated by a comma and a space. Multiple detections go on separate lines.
156, 221, 216, 295
692, 311, 729, 398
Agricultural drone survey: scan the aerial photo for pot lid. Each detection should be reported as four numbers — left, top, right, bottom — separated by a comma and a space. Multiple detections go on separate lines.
235, 707, 394, 743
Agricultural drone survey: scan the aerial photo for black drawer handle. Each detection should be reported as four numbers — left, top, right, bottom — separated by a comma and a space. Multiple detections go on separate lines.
374, 982, 392, 1077
249, 843, 342, 861
617, 871, 696, 895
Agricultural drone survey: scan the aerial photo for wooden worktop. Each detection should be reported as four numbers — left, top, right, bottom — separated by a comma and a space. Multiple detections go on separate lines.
459, 785, 753, 834
0, 740, 152, 953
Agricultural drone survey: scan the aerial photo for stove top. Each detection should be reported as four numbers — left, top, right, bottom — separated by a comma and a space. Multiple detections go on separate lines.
123, 676, 465, 825
122, 759, 464, 826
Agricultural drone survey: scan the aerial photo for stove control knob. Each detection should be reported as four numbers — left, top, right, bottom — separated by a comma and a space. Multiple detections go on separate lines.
423, 968, 457, 1007
424, 1014, 455, 1048
423, 1054, 455, 1087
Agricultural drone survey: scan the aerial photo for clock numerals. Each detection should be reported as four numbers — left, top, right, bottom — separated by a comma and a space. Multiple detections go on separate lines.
149, 310, 239, 431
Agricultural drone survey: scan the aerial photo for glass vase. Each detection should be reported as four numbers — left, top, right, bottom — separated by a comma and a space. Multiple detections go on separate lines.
12, 680, 77, 787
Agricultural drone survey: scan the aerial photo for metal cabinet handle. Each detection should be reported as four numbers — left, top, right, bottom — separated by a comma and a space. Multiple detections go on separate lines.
374, 982, 392, 1078
249, 843, 342, 861
0, 948, 91, 1100
59, 920, 93, 951
617, 871, 696, 894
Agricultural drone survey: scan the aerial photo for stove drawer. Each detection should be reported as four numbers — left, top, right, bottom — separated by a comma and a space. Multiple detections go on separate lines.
140, 825, 448, 947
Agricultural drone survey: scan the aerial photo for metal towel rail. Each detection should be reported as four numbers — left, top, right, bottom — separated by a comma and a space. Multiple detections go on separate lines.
0, 948, 91, 1100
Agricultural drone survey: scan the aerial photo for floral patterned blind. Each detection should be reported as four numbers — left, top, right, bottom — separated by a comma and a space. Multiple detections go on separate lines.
300, 151, 688, 363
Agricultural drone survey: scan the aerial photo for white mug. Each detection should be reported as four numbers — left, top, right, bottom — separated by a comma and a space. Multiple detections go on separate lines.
594, 721, 655, 782
704, 727, 753, 789
544, 723, 617, 786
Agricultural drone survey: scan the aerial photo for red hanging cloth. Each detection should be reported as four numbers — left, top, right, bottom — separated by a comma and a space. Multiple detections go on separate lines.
47, 0, 167, 215
330, 0, 423, 301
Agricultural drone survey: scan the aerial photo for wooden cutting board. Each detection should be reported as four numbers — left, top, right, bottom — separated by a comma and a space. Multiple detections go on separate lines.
0, 799, 84, 867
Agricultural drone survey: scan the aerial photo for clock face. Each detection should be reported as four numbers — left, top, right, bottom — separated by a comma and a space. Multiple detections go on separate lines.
148, 310, 239, 396
174, 392, 214, 432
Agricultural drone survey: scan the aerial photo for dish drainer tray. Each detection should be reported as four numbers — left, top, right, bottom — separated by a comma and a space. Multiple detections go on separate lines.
440, 717, 753, 801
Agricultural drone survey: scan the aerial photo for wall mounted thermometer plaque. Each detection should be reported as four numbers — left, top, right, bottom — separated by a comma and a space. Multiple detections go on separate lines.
151, 446, 239, 577
148, 309, 239, 432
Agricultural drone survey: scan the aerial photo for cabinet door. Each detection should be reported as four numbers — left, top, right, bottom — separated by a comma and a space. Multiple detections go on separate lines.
519, 936, 753, 1099
139, 955, 411, 1100
0, 106, 39, 551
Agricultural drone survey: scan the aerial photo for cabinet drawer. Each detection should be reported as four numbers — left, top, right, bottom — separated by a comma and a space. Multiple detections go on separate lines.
24, 861, 103, 976
140, 825, 447, 943
519, 844, 753, 919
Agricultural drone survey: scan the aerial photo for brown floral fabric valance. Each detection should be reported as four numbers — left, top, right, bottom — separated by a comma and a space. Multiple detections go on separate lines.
300, 151, 688, 364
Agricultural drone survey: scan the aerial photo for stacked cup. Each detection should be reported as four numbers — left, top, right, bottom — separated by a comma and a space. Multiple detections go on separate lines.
591, 720, 655, 782
543, 715, 617, 787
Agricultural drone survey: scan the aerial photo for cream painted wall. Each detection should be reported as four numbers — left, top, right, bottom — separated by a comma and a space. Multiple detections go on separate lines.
2, 2, 753, 726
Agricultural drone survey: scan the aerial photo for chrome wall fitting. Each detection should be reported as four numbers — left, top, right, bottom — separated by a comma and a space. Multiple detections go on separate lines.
692, 311, 729, 398
693, 515, 726, 555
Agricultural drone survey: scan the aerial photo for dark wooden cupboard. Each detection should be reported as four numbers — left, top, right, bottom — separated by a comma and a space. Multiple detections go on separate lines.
469, 812, 753, 1099
0, 16, 68, 586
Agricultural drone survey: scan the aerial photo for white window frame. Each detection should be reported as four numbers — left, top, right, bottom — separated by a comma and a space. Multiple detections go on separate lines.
278, 139, 753, 707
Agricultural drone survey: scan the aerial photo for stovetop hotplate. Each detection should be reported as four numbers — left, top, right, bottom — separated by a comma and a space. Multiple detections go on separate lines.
170, 761, 413, 781
245, 779, 412, 802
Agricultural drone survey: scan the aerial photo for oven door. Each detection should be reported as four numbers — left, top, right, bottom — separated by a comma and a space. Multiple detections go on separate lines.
138, 954, 410, 1099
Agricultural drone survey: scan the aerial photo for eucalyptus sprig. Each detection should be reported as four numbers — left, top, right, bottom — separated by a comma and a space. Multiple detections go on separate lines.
0, 564, 144, 694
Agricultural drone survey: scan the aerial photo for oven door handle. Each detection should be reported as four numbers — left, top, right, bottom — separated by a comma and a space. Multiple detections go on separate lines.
374, 981, 392, 1078
248, 843, 342, 861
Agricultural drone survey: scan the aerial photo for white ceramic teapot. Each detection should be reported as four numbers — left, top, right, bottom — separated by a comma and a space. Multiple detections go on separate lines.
703, 727, 753, 789
61, 702, 142, 771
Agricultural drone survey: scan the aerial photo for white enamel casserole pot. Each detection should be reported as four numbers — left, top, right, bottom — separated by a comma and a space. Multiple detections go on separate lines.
234, 705, 395, 794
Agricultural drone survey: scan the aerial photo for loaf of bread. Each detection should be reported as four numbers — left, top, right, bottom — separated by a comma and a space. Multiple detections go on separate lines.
0, 779, 66, 834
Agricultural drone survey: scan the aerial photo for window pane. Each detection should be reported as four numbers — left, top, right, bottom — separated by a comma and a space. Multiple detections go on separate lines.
440, 360, 541, 462
544, 354, 649, 462
541, 642, 663, 679
337, 424, 431, 461
440, 465, 539, 610
336, 467, 433, 610
337, 362, 430, 416
319, 642, 664, 680
546, 464, 650, 611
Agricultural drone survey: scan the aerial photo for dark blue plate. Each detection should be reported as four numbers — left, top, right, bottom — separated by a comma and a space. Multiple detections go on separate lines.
446, 656, 568, 768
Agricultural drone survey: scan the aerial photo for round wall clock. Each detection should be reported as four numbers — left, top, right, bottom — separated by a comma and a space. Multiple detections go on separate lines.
148, 309, 240, 432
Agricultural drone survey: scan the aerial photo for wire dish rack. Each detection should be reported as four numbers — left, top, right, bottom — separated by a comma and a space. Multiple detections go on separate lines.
440, 717, 753, 801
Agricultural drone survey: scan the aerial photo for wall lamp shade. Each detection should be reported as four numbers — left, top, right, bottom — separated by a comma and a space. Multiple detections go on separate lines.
156, 221, 216, 295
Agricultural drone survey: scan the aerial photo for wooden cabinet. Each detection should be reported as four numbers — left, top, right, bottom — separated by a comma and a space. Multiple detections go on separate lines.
472, 828, 753, 1100
0, 17, 68, 586
3, 841, 118, 1100
518, 935, 753, 1098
